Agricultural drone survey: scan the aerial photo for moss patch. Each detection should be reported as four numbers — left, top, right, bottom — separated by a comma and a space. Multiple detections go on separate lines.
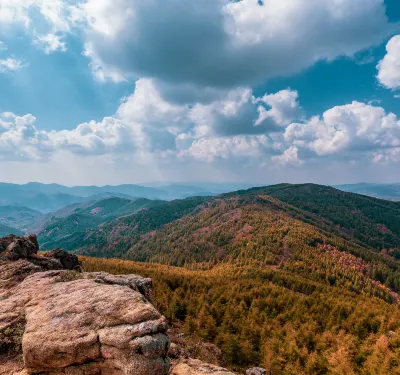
0, 315, 26, 355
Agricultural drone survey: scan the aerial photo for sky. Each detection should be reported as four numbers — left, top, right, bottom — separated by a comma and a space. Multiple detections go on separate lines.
0, 0, 400, 186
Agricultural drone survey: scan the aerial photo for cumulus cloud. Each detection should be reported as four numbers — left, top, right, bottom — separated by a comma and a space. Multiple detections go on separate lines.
0, 112, 54, 160
0, 58, 25, 73
279, 101, 400, 163
0, 79, 188, 160
49, 79, 187, 156
34, 33, 67, 54
256, 90, 303, 127
0, 0, 72, 31
0, 80, 301, 161
272, 146, 302, 166
184, 87, 302, 141
377, 34, 400, 90
0, 0, 75, 54
181, 135, 276, 163
76, 0, 394, 90
1, 77, 399, 171
1, 0, 396, 94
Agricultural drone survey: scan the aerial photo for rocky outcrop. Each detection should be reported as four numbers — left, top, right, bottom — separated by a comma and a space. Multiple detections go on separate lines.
246, 368, 267, 375
42, 248, 81, 271
171, 359, 235, 375
0, 235, 170, 375
0, 234, 81, 273
1, 235, 39, 261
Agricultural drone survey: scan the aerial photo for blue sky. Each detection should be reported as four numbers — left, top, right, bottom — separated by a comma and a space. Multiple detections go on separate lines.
0, 0, 400, 185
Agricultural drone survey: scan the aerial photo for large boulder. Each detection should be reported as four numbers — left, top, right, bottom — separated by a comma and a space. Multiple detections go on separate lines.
1, 269, 170, 375
171, 359, 235, 375
0, 235, 170, 375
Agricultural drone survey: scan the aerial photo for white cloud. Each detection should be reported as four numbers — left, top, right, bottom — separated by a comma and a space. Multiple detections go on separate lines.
185, 87, 302, 139
188, 88, 260, 137
82, 43, 126, 83
117, 79, 189, 132
0, 80, 299, 160
1, 79, 400, 173
372, 148, 400, 163
280, 101, 400, 163
256, 89, 303, 127
34, 33, 67, 54
0, 58, 25, 73
181, 135, 274, 163
377, 34, 400, 90
0, 0, 395, 91
0, 112, 54, 160
0, 0, 72, 31
0, 41, 7, 51
272, 146, 302, 166
77, 0, 394, 90
0, 0, 75, 55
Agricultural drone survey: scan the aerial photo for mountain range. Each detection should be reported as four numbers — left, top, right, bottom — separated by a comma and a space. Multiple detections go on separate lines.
0, 181, 253, 214
0, 180, 398, 215
37, 184, 400, 259
1, 182, 400, 372
75, 183, 400, 373
335, 182, 400, 201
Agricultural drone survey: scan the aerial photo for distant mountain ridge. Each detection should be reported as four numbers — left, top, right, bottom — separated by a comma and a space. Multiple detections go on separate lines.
35, 197, 166, 249
40, 184, 400, 268
335, 182, 400, 201
0, 206, 43, 231
0, 222, 23, 237
0, 182, 251, 213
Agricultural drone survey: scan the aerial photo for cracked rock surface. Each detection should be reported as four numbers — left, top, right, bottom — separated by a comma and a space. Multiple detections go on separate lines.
0, 235, 170, 375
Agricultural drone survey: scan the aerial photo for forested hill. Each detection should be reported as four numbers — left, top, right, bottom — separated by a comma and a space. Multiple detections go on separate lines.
41, 183, 400, 373
38, 184, 400, 303
36, 196, 166, 249
39, 195, 210, 254
224, 183, 400, 250
60, 183, 400, 260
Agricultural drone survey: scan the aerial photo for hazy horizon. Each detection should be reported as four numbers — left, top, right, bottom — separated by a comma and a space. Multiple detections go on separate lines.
0, 180, 399, 189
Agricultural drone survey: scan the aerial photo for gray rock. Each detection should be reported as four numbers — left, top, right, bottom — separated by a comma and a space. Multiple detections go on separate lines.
246, 368, 267, 375
4, 237, 38, 260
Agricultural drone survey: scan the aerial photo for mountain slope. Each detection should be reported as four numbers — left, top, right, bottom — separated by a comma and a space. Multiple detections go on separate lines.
41, 196, 211, 255
31, 183, 400, 373
36, 197, 165, 249
0, 206, 43, 231
70, 184, 400, 261
226, 183, 400, 250
44, 184, 400, 304
0, 183, 90, 213
0, 223, 23, 236
81, 255, 400, 374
